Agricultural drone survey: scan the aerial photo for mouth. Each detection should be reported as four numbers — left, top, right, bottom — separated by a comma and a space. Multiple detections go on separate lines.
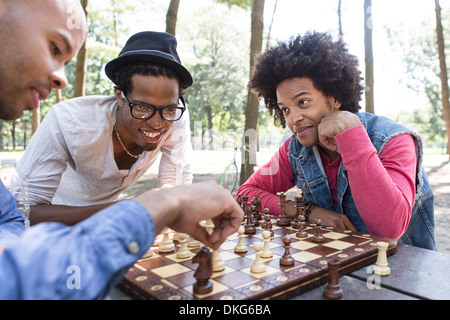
32, 87, 50, 100
30, 88, 50, 110
142, 130, 162, 139
139, 129, 164, 143
296, 126, 312, 137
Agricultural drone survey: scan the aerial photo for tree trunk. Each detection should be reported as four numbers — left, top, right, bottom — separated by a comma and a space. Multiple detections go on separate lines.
73, 0, 89, 98
240, 0, 265, 186
364, 0, 374, 114
166, 0, 180, 36
435, 0, 450, 158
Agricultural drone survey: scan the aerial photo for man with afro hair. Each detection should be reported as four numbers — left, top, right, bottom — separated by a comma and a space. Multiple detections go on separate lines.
237, 32, 436, 250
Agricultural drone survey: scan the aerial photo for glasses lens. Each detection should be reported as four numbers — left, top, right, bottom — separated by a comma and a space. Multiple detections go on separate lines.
132, 104, 154, 119
162, 107, 183, 121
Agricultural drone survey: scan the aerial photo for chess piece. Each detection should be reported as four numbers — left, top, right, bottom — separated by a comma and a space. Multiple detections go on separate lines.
234, 225, 248, 253
192, 248, 213, 295
291, 195, 304, 229
141, 247, 153, 259
252, 195, 262, 220
244, 203, 256, 235
250, 242, 266, 273
373, 241, 391, 276
212, 249, 225, 272
312, 218, 325, 243
276, 192, 290, 226
251, 205, 259, 227
260, 230, 273, 258
204, 219, 215, 235
295, 214, 308, 238
323, 259, 343, 299
263, 209, 274, 238
175, 233, 191, 259
280, 236, 294, 266
159, 229, 175, 253
187, 236, 201, 248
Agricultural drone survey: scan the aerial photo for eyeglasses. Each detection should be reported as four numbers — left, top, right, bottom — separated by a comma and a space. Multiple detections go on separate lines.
121, 91, 186, 122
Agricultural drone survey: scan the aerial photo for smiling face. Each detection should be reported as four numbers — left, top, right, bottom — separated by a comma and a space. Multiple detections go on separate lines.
0, 0, 87, 120
115, 74, 180, 153
277, 77, 341, 148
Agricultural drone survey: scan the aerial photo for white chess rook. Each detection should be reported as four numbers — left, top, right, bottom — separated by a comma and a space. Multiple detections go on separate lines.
373, 241, 390, 276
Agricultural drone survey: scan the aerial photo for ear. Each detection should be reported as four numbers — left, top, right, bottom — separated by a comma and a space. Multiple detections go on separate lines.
330, 97, 341, 110
114, 87, 123, 107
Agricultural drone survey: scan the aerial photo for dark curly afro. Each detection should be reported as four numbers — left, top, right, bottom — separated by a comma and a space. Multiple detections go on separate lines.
248, 31, 364, 128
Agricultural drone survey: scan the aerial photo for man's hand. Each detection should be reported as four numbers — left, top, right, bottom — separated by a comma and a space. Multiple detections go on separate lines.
309, 206, 357, 232
318, 111, 361, 152
135, 181, 243, 250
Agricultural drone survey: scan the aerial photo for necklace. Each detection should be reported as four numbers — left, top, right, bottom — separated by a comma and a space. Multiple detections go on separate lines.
113, 106, 143, 159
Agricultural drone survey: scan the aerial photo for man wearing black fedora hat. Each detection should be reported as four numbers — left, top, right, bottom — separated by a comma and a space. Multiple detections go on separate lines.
0, 2, 243, 298
17, 31, 195, 226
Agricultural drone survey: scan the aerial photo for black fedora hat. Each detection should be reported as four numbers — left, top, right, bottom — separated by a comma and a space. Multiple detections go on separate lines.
105, 31, 193, 88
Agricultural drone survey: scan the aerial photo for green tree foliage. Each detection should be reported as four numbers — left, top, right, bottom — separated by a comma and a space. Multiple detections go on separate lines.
386, 9, 449, 149
178, 4, 250, 149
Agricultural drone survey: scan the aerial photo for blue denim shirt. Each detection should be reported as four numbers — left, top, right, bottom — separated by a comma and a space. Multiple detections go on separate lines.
0, 181, 26, 248
288, 112, 436, 251
0, 196, 155, 299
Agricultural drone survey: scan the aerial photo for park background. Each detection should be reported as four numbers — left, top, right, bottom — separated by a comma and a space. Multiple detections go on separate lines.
0, 0, 449, 253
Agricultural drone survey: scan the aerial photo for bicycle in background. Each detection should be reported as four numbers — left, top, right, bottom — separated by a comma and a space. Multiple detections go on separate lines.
220, 142, 249, 195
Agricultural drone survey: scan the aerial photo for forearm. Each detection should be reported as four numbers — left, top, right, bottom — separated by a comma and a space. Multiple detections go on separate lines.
0, 200, 154, 300
337, 127, 416, 239
30, 202, 115, 226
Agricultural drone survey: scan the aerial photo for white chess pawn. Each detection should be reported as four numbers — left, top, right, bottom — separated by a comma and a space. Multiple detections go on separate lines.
204, 219, 215, 236
158, 230, 175, 253
187, 236, 201, 248
250, 242, 266, 273
260, 230, 273, 258
234, 226, 248, 253
373, 241, 390, 276
176, 233, 191, 259
212, 249, 225, 272
141, 247, 153, 259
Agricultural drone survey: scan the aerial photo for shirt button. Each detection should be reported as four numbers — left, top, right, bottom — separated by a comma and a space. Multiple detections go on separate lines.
128, 241, 140, 255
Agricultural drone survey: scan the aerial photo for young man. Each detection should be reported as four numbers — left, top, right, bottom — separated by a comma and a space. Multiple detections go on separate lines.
0, 0, 243, 299
17, 31, 195, 226
237, 32, 436, 250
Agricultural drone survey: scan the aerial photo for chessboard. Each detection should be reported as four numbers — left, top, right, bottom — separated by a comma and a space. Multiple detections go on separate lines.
118, 194, 397, 300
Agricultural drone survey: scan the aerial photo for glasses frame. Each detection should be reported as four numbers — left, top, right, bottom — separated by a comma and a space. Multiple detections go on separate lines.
120, 90, 186, 122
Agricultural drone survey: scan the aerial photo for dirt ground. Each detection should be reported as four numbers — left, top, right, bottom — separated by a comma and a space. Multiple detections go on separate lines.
120, 151, 450, 255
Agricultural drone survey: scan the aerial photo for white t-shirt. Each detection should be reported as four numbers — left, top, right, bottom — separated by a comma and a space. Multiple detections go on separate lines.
17, 95, 193, 206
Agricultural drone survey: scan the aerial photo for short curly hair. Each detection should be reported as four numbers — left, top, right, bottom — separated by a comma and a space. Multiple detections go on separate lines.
248, 31, 364, 128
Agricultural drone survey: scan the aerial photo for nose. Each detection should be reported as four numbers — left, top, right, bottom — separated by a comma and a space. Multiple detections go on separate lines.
289, 107, 304, 125
145, 110, 165, 129
49, 66, 69, 90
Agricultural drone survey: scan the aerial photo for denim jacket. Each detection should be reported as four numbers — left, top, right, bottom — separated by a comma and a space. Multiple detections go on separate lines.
288, 112, 436, 250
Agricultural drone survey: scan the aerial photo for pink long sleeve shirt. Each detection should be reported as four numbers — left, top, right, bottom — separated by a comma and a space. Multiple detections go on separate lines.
236, 125, 417, 240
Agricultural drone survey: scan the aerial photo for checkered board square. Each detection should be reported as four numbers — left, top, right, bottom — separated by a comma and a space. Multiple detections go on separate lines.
118, 220, 397, 300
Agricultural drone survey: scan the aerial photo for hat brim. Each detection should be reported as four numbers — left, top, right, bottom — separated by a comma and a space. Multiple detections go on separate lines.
105, 51, 193, 88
